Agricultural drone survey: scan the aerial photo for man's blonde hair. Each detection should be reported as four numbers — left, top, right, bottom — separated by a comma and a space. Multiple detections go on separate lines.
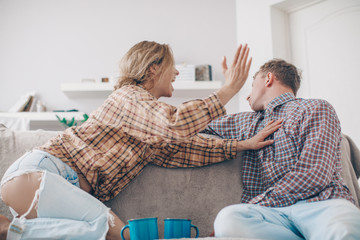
114, 41, 175, 90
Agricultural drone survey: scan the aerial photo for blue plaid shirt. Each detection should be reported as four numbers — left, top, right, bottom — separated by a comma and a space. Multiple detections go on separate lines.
205, 92, 354, 207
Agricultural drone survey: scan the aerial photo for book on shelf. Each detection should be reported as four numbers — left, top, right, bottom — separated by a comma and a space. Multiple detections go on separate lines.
9, 92, 35, 112
176, 64, 195, 81
175, 64, 213, 82
195, 65, 212, 81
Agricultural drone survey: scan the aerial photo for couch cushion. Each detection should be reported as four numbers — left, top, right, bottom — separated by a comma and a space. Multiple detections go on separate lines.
105, 156, 244, 237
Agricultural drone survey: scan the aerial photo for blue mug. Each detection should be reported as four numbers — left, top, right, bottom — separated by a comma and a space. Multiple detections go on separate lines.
164, 218, 199, 238
121, 217, 159, 240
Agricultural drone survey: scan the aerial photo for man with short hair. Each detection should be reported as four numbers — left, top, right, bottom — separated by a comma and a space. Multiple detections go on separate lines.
205, 59, 360, 239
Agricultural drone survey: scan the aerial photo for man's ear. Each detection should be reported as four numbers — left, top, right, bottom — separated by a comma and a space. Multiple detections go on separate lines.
265, 72, 275, 87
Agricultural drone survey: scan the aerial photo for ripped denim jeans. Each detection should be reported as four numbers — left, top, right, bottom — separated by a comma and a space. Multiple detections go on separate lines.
0, 150, 113, 240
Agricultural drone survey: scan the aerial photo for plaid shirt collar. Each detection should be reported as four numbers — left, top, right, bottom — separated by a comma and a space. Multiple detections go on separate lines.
265, 92, 295, 115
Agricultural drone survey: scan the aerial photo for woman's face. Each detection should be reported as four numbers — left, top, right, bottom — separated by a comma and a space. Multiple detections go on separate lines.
151, 64, 179, 99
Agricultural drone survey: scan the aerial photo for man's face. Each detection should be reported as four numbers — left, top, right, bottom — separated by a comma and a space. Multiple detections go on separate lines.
247, 72, 267, 111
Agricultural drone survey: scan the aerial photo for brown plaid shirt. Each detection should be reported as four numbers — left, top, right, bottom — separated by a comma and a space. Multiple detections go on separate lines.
37, 85, 237, 201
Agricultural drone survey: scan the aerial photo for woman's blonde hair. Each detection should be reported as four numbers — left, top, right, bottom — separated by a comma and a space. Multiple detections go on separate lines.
114, 41, 175, 90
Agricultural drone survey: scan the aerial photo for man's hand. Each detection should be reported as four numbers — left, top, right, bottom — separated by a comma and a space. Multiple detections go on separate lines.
217, 44, 252, 106
236, 119, 283, 151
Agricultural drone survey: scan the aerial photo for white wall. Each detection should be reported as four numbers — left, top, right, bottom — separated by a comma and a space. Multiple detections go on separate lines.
287, 0, 360, 146
236, 0, 360, 147
235, 0, 283, 111
0, 0, 238, 114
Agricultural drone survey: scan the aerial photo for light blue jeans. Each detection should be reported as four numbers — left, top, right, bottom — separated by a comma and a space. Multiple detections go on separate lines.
0, 150, 113, 240
214, 199, 360, 240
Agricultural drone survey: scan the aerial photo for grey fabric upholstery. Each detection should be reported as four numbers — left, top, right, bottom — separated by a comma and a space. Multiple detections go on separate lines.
0, 124, 359, 237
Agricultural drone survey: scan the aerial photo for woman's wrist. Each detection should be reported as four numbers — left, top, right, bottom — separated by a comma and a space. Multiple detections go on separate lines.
236, 140, 249, 152
216, 85, 238, 106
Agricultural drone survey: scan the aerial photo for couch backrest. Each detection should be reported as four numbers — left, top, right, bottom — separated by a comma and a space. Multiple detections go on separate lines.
1, 124, 360, 237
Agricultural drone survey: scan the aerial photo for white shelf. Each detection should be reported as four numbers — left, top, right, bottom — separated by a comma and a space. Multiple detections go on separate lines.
61, 81, 222, 98
173, 81, 222, 90
0, 112, 86, 121
61, 82, 114, 98
0, 112, 87, 131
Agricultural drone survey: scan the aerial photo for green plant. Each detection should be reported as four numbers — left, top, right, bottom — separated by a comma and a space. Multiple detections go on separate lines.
56, 113, 89, 129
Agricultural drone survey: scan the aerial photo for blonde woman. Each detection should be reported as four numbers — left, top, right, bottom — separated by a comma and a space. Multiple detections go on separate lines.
0, 41, 282, 240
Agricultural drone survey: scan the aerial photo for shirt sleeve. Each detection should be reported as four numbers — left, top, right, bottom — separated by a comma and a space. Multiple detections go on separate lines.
202, 114, 237, 138
203, 112, 255, 140
151, 134, 238, 168
255, 100, 342, 207
120, 93, 227, 144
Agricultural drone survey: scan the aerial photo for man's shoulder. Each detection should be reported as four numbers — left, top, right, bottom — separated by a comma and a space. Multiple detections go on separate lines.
208, 111, 259, 130
289, 97, 334, 111
219, 111, 260, 122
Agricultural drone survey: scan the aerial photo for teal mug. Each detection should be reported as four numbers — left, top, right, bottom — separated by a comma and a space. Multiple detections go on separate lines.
121, 217, 159, 240
164, 218, 199, 238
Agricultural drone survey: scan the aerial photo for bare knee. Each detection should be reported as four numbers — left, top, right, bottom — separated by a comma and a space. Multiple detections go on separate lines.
106, 210, 128, 240
1, 172, 43, 219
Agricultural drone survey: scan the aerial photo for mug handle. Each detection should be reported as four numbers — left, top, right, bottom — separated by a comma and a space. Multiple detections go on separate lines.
121, 225, 129, 240
191, 224, 199, 238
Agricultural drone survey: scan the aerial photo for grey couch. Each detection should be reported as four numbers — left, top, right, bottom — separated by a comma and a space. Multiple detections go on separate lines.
1, 123, 360, 238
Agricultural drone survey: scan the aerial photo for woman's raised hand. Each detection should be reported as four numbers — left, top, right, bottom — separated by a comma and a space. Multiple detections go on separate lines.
222, 44, 252, 91
236, 119, 283, 151
217, 44, 252, 106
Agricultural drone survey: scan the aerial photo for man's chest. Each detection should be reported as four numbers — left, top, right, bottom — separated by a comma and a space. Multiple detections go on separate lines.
242, 111, 302, 186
